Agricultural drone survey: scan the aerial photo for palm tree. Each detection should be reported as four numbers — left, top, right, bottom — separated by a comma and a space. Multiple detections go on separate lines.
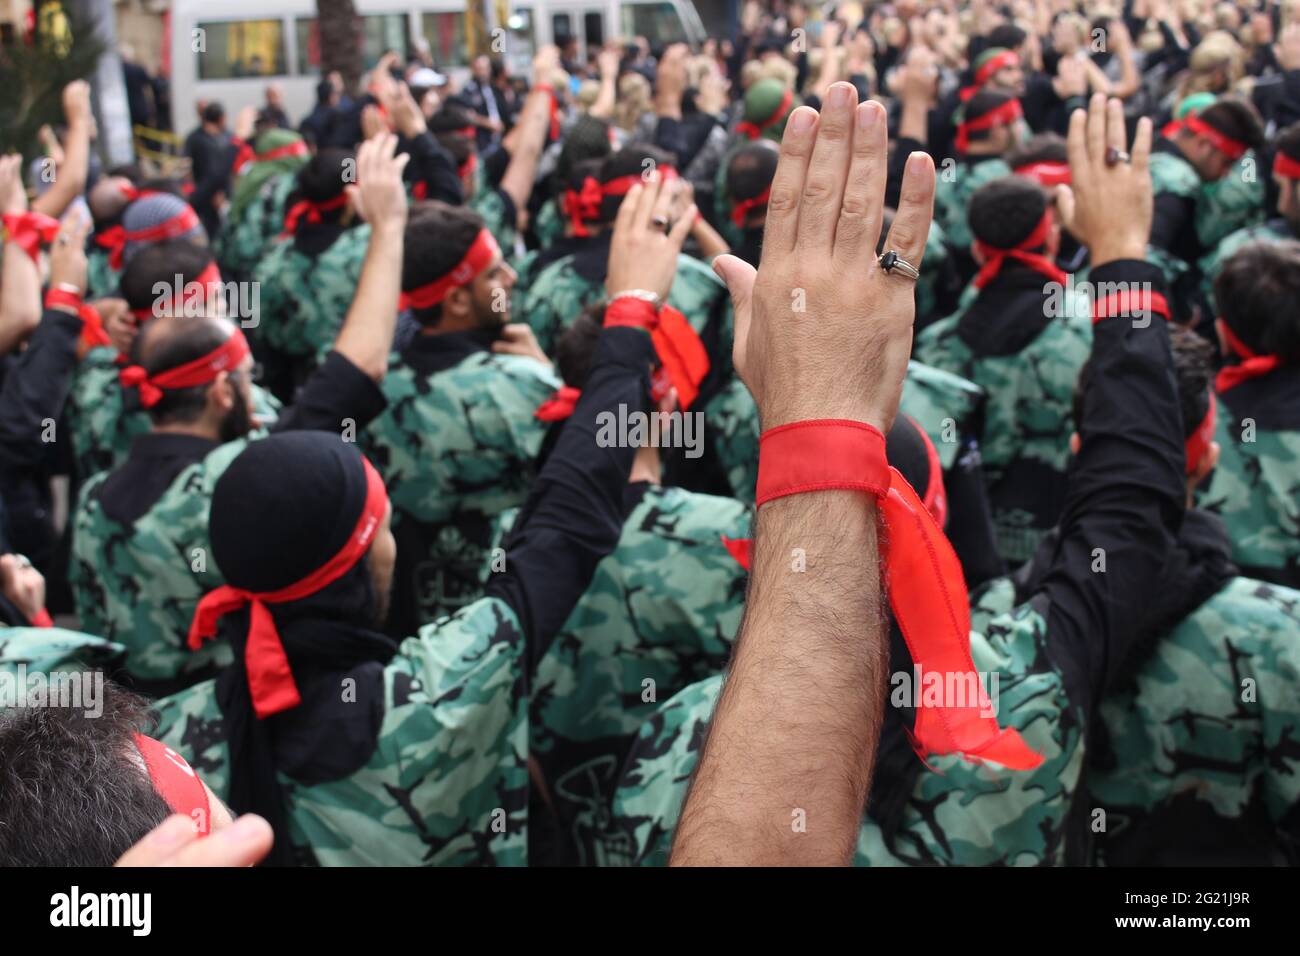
316, 0, 363, 97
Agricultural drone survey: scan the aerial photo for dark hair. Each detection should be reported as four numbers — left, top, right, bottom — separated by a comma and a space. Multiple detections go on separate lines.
434, 131, 474, 168
968, 176, 1050, 249
401, 201, 486, 326
202, 101, 225, 125
132, 314, 235, 425
1214, 239, 1300, 362
554, 303, 606, 388
598, 145, 677, 223
429, 104, 476, 134
296, 147, 355, 210
557, 115, 613, 182
316, 79, 335, 105
119, 240, 217, 313
1073, 327, 1213, 442
1004, 132, 1068, 169
1195, 98, 1266, 154
0, 682, 174, 866
987, 24, 1028, 51
726, 141, 780, 208
962, 89, 1018, 147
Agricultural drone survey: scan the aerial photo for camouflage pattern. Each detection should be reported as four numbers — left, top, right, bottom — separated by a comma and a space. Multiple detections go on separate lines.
1088, 577, 1300, 862
69, 438, 255, 684
151, 597, 529, 866
509, 483, 751, 865
932, 157, 1011, 255
64, 346, 281, 482
86, 247, 121, 300
473, 187, 519, 255
361, 350, 560, 624
1198, 410, 1300, 585
609, 600, 1087, 866
519, 251, 733, 365
0, 627, 126, 678
213, 174, 298, 281
702, 361, 985, 504
1197, 219, 1294, 314
252, 225, 372, 364
914, 304, 1092, 564
1148, 150, 1202, 288
917, 219, 953, 323
532, 197, 564, 250
1194, 154, 1265, 252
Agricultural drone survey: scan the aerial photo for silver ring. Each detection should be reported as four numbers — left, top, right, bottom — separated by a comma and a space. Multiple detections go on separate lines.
878, 250, 920, 281
13, 554, 31, 569
650, 215, 670, 231
1105, 147, 1131, 166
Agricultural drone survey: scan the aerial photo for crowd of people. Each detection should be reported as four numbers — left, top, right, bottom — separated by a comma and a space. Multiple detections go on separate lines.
1, 0, 1298, 868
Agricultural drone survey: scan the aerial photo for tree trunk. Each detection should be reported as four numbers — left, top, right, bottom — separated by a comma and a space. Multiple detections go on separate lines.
316, 0, 363, 99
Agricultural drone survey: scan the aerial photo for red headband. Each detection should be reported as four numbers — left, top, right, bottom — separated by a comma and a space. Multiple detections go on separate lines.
130, 261, 224, 322
99, 205, 202, 269
1184, 392, 1216, 476
960, 50, 1021, 101
1274, 151, 1300, 180
754, 420, 1041, 769
399, 228, 500, 311
973, 208, 1065, 289
188, 457, 389, 718
1182, 114, 1247, 161
2, 211, 59, 265
955, 98, 1023, 152
534, 368, 674, 422
281, 192, 350, 236
1216, 320, 1281, 392
135, 733, 212, 834
736, 89, 794, 140
232, 137, 309, 176
603, 297, 709, 410
731, 186, 772, 227
119, 326, 250, 409
1015, 160, 1071, 187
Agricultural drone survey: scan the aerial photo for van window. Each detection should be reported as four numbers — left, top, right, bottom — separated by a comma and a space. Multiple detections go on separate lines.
195, 20, 287, 79
295, 14, 410, 74
552, 12, 574, 44
419, 12, 470, 69
584, 12, 605, 48
619, 2, 688, 46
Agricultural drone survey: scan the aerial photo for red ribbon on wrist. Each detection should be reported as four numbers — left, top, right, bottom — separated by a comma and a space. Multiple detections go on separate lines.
44, 287, 82, 313
752, 419, 1043, 771
3, 211, 60, 265
603, 296, 710, 409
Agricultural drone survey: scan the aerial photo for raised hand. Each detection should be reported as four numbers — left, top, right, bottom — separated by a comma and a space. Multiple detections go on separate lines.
345, 133, 411, 230
606, 172, 695, 302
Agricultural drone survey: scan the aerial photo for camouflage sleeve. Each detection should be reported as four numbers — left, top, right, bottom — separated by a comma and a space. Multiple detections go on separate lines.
67, 350, 144, 481
1194, 154, 1264, 251
702, 377, 759, 504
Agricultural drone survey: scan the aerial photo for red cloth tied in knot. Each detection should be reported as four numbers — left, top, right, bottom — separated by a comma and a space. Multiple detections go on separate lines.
973, 208, 1065, 289
736, 89, 794, 140
751, 419, 1043, 770
398, 228, 500, 311
78, 303, 113, 350
188, 458, 389, 719
603, 296, 710, 410
954, 97, 1022, 153
535, 385, 583, 421
1216, 320, 1281, 392
562, 176, 604, 237
731, 186, 772, 227
119, 326, 251, 409
2, 211, 60, 264
281, 192, 350, 236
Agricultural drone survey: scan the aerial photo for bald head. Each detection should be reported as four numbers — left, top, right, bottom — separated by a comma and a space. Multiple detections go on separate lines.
89, 176, 135, 225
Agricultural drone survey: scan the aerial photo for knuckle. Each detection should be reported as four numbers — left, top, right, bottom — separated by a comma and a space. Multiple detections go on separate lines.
801, 176, 836, 203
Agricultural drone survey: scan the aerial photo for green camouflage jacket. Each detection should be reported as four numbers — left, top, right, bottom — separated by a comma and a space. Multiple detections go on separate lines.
532, 197, 563, 249
473, 186, 519, 255
914, 308, 1092, 564
1088, 576, 1300, 864
151, 597, 529, 866
0, 627, 126, 678
511, 482, 751, 865
933, 157, 1011, 255
1195, 154, 1265, 252
69, 438, 254, 685
213, 174, 298, 281
252, 226, 372, 363
86, 247, 122, 300
362, 347, 560, 627
518, 249, 733, 368
65, 347, 280, 483
1148, 149, 1202, 288
610, 599, 1085, 866
1198, 406, 1300, 586
1197, 218, 1294, 314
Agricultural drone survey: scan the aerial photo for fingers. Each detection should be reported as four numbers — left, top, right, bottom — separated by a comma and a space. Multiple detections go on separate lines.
1086, 92, 1107, 166
648, 173, 676, 229
1131, 115, 1153, 175
798, 82, 859, 253
667, 203, 696, 251
612, 182, 643, 238
762, 106, 818, 260
713, 253, 757, 379
1054, 184, 1076, 233
1105, 96, 1127, 156
834, 100, 889, 269
1066, 105, 1090, 191
880, 151, 936, 277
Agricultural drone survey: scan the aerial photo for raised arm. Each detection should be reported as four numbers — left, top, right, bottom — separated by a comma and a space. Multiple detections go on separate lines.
31, 82, 93, 221
673, 84, 936, 866
497, 49, 560, 218
0, 156, 42, 354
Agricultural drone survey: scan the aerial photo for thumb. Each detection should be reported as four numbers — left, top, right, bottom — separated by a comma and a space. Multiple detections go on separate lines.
712, 253, 756, 364
1054, 184, 1076, 234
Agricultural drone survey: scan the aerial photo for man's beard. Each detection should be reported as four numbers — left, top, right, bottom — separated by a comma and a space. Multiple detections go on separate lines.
473, 298, 510, 332
218, 395, 254, 443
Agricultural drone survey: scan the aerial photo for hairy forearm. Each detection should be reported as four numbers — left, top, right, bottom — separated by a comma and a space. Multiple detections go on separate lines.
671, 490, 887, 866
331, 221, 403, 381
499, 91, 551, 215
32, 122, 90, 220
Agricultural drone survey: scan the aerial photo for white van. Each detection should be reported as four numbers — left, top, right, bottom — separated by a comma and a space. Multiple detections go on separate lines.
168, 0, 706, 133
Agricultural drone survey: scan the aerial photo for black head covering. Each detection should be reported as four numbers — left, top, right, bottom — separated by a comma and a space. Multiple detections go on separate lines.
208, 433, 397, 866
